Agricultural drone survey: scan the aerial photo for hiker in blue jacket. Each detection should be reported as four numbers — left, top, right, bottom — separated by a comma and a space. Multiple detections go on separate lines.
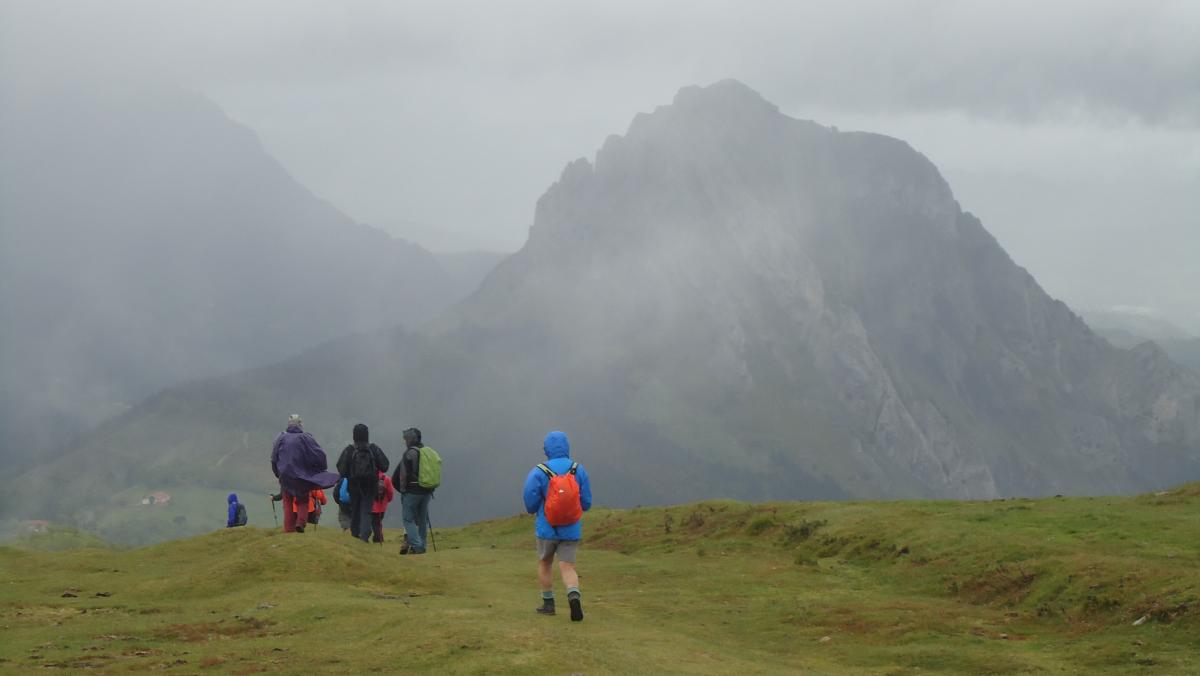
523, 430, 591, 621
226, 493, 247, 528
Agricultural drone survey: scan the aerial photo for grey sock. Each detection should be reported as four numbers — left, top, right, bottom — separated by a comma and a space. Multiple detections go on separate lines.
567, 587, 580, 600
542, 590, 555, 601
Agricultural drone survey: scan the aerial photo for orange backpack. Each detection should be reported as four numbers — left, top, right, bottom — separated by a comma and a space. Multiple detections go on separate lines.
537, 462, 582, 526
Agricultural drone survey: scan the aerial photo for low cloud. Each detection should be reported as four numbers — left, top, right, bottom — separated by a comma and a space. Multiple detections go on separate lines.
3, 0, 1197, 328
5, 1, 1198, 126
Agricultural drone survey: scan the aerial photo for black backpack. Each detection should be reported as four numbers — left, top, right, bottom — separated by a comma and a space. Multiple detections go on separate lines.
350, 445, 377, 483
233, 503, 248, 527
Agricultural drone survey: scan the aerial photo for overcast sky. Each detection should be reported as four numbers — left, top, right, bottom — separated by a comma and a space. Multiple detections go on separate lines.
3, 0, 1198, 331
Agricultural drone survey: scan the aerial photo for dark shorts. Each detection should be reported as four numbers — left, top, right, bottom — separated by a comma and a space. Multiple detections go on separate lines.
536, 538, 579, 564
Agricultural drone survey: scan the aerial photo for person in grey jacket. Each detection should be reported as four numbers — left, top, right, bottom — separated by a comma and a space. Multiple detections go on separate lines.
394, 427, 433, 554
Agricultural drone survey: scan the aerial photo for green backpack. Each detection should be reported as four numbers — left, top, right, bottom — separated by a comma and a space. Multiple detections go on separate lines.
417, 446, 442, 490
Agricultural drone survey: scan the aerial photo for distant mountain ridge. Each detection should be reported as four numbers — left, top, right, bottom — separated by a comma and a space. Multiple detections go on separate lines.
0, 82, 497, 474
11, 80, 1200, 541
433, 250, 511, 299
1083, 309, 1200, 373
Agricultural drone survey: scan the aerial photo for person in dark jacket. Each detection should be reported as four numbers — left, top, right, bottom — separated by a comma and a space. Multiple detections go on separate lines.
522, 430, 591, 621
335, 423, 389, 542
394, 427, 433, 554
226, 493, 247, 528
270, 414, 339, 533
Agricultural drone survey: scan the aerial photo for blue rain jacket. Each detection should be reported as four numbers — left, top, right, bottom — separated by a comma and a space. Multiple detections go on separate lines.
226, 493, 239, 527
523, 431, 591, 541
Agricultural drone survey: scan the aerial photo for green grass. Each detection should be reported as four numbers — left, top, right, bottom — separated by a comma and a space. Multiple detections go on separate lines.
6, 525, 111, 552
2, 486, 1198, 673
91, 486, 282, 546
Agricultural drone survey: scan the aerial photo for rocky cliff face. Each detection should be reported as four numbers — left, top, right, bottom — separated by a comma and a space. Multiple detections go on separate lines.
444, 79, 1200, 499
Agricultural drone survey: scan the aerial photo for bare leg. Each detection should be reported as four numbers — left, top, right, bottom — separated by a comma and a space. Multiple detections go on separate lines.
535, 557, 557, 614
558, 561, 579, 589
560, 561, 583, 621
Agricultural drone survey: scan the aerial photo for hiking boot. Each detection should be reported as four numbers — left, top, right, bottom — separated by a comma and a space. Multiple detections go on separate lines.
568, 595, 583, 622
535, 599, 556, 616
294, 525, 306, 533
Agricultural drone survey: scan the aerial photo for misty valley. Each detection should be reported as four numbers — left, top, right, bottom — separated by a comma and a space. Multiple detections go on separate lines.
3, 80, 1197, 545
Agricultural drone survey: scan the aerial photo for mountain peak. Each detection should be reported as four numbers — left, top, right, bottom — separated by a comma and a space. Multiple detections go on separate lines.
613, 79, 793, 151
671, 79, 780, 116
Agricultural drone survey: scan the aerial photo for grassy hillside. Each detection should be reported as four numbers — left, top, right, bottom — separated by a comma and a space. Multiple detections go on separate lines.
2, 487, 1198, 674
5, 525, 111, 552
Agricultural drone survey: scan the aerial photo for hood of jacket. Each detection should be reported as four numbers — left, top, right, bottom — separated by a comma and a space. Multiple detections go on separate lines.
543, 431, 570, 460
227, 493, 238, 504
353, 423, 369, 444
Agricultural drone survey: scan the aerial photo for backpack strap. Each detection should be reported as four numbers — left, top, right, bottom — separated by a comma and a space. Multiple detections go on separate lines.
536, 463, 556, 478
568, 462, 578, 475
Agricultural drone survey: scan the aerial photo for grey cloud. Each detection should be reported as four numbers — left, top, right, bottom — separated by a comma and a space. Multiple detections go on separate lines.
2, 0, 1197, 330
5, 1, 1199, 125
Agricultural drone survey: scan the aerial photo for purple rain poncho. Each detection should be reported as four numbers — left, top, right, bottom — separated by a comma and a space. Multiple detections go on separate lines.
271, 425, 340, 493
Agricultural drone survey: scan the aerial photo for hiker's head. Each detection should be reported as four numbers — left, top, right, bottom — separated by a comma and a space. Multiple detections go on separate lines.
287, 414, 302, 429
353, 423, 369, 445
403, 427, 422, 447
543, 431, 570, 459
228, 493, 237, 504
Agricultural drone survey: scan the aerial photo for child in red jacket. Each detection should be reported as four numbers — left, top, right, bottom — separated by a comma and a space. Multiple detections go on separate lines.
308, 488, 327, 526
371, 471, 395, 543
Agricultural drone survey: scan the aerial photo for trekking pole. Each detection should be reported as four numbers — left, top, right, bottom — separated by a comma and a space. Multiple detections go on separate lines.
427, 516, 437, 553
269, 495, 278, 528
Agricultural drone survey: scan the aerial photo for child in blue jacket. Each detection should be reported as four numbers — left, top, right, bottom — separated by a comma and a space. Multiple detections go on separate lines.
226, 493, 247, 527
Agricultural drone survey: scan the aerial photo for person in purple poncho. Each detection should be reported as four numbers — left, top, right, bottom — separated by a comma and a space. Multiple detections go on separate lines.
270, 414, 339, 533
